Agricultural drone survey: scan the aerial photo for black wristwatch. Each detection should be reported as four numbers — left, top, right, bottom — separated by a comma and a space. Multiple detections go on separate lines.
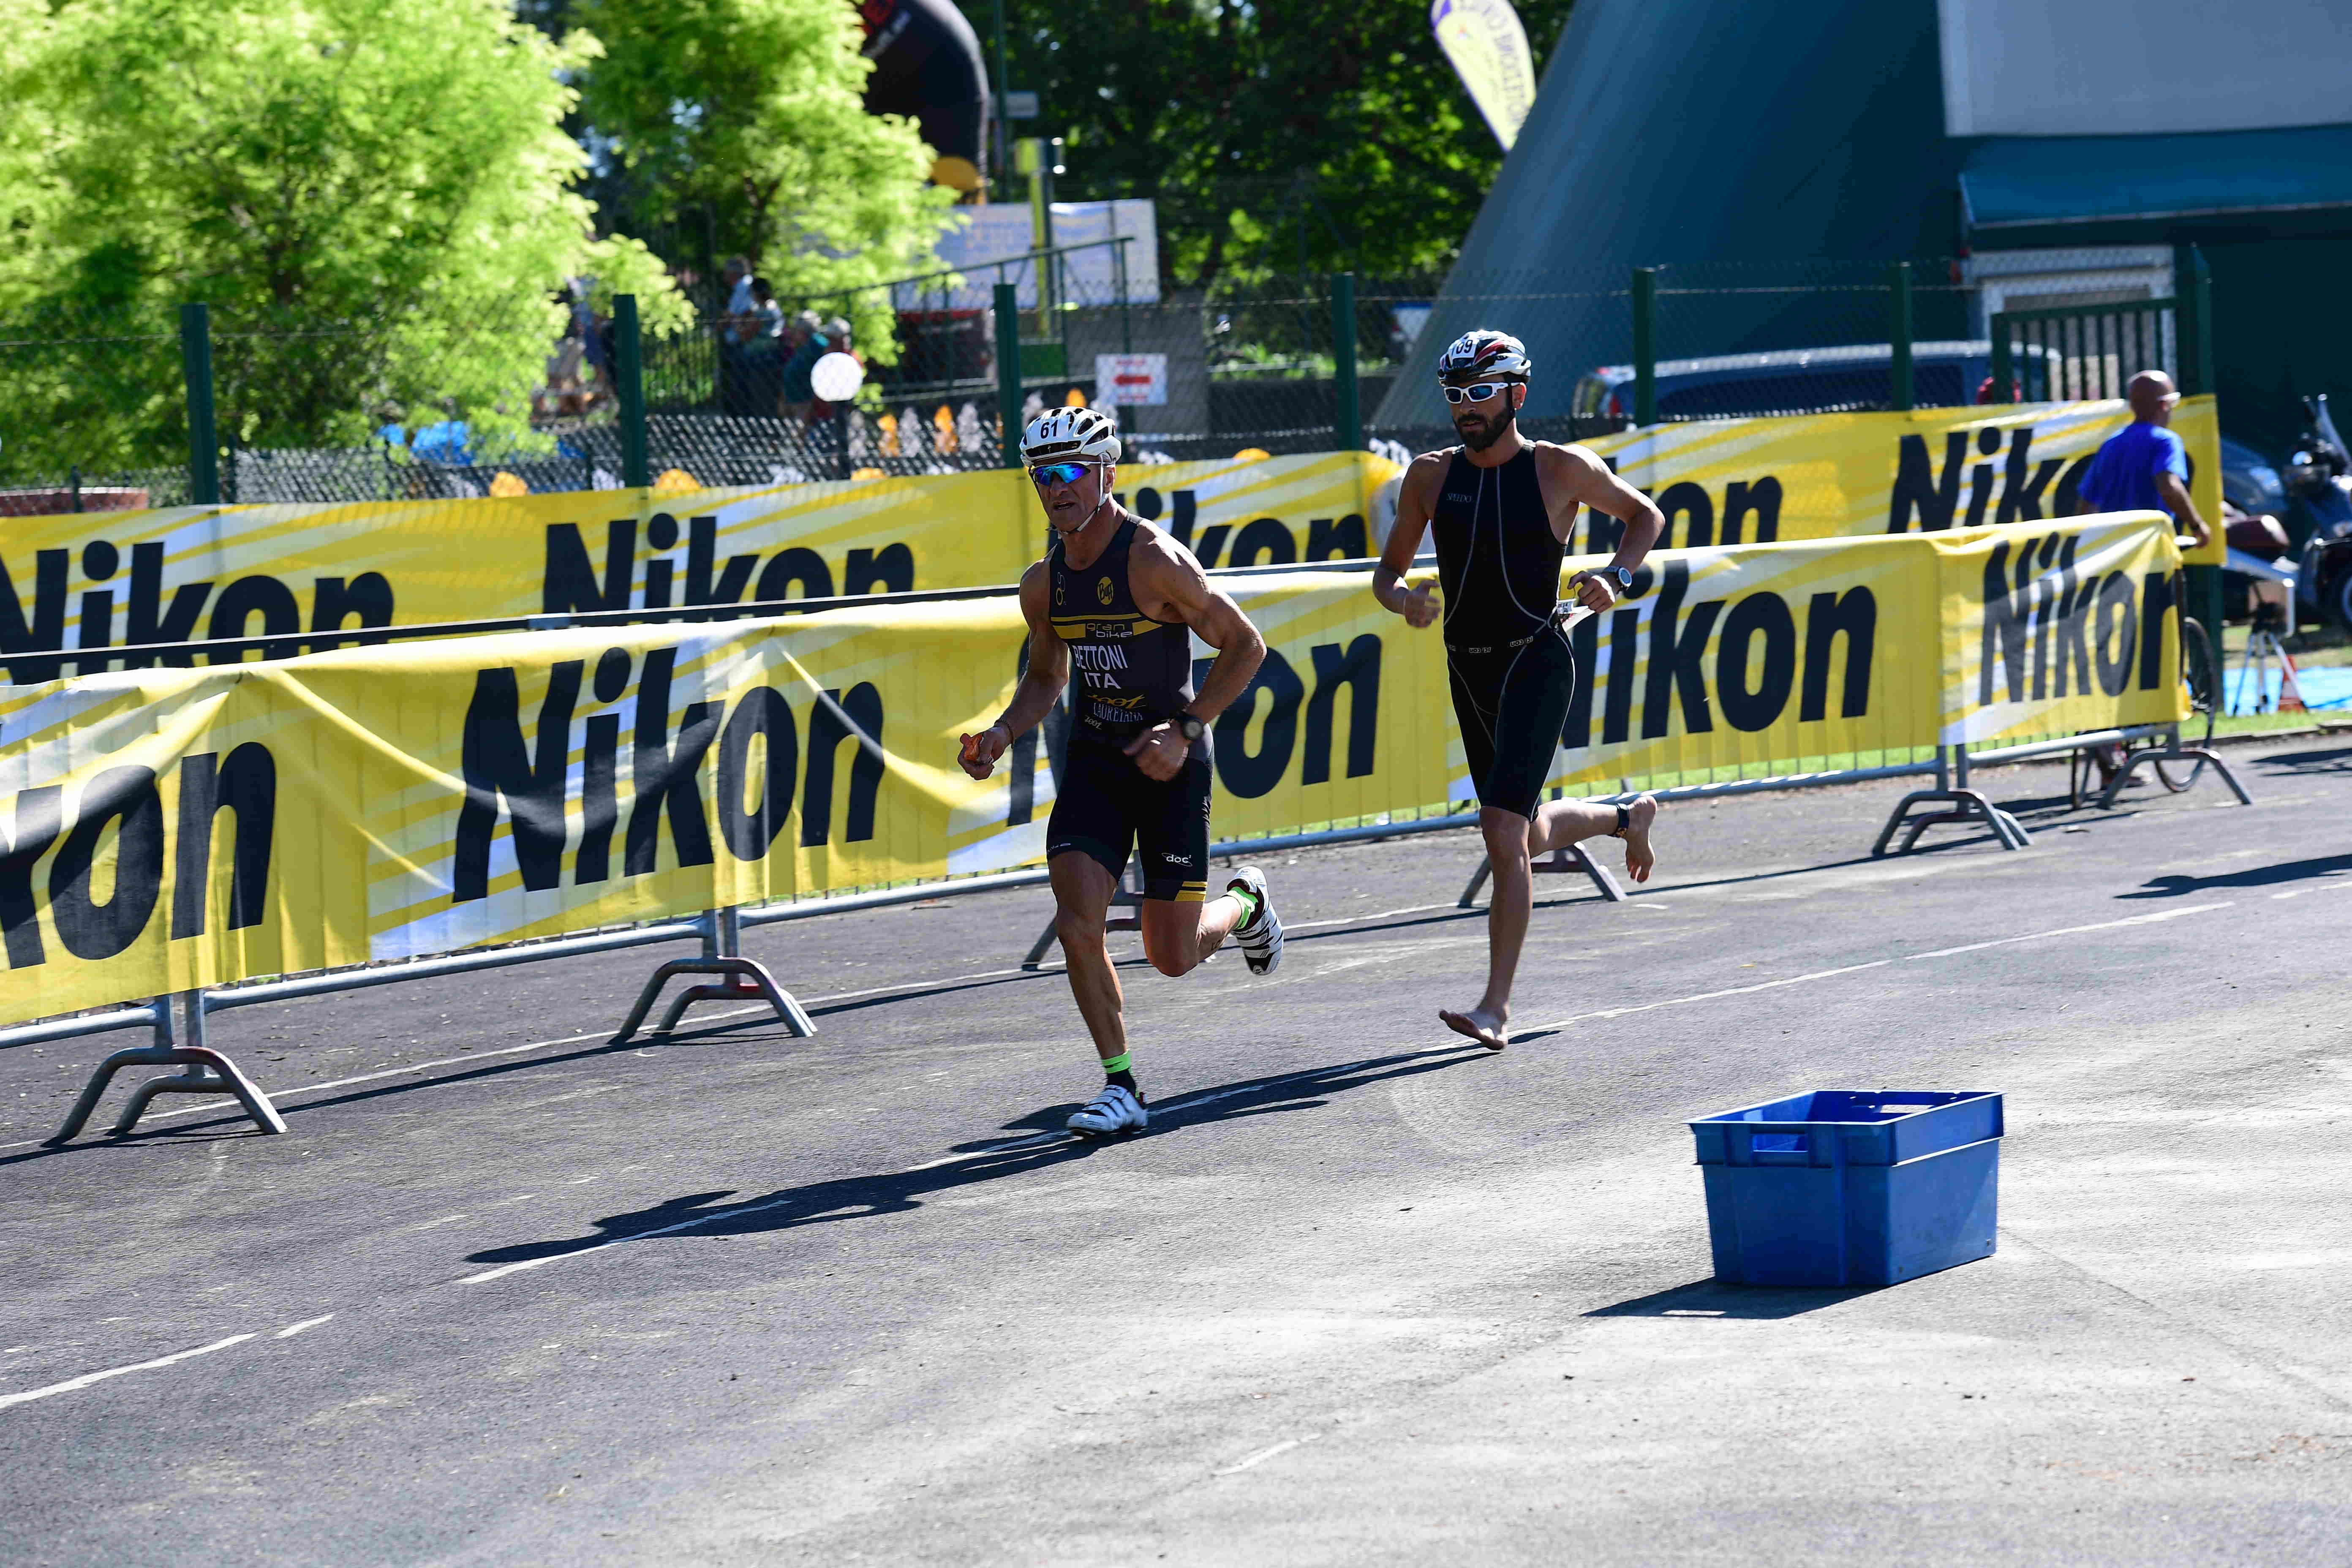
1600, 565, 1633, 590
1175, 713, 1206, 744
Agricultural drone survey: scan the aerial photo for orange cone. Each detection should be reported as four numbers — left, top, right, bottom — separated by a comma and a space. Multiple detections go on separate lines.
2278, 645, 2309, 713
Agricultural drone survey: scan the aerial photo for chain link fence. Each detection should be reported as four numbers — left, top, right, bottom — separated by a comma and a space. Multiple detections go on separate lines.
0, 307, 195, 514
2, 248, 2207, 513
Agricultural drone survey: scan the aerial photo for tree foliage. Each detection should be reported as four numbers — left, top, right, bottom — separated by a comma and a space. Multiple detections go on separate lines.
573, 0, 957, 338
0, 0, 691, 466
964, 0, 1574, 287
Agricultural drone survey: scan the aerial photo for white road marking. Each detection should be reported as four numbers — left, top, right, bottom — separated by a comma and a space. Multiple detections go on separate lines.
410, 1214, 471, 1231
1162, 1058, 1386, 1115
1214, 1435, 1318, 1475
1898, 902, 2231, 961
0, 1333, 255, 1412
275, 1316, 334, 1339
1519, 904, 2233, 1036
900, 1131, 1064, 1173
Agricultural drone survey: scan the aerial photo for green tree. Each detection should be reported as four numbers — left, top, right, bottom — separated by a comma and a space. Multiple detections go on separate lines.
964, 0, 1575, 287
574, 0, 957, 348
0, 0, 685, 476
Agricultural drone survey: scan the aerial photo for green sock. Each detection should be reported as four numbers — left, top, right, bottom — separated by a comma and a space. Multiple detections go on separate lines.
1228, 884, 1261, 924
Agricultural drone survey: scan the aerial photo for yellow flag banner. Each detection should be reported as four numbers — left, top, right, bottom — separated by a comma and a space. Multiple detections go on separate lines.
0, 514, 2181, 1026
0, 452, 1386, 681
1576, 395, 2224, 567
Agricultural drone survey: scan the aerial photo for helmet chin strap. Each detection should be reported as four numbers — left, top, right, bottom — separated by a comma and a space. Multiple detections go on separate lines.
1051, 493, 1113, 534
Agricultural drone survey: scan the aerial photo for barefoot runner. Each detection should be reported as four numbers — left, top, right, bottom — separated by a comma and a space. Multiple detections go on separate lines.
960, 407, 1285, 1135
1374, 329, 1666, 1050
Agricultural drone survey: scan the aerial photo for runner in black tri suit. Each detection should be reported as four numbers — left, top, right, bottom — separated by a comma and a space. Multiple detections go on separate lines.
1374, 329, 1668, 1051
959, 407, 1285, 1137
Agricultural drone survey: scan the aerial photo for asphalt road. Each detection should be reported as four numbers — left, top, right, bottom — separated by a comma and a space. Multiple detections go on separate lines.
3, 735, 2348, 1567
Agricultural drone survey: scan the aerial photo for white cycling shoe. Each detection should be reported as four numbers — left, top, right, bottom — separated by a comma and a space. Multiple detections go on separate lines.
1227, 866, 1283, 976
1067, 1083, 1149, 1137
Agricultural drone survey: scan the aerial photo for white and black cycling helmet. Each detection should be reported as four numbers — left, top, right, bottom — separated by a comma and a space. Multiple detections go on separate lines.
1436, 328, 1533, 383
1019, 405, 1121, 467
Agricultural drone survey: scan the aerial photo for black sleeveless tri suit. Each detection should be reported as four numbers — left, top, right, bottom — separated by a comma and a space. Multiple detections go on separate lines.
1428, 446, 1578, 819
1044, 515, 1213, 901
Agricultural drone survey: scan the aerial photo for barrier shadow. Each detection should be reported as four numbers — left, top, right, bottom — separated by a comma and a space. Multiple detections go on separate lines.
463, 1045, 1490, 1269
2248, 742, 2352, 773
1584, 1278, 1884, 1320
2118, 851, 2352, 899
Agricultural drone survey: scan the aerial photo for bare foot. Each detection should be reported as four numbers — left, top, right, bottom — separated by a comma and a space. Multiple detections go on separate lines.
1440, 1005, 1511, 1051
1621, 792, 1659, 884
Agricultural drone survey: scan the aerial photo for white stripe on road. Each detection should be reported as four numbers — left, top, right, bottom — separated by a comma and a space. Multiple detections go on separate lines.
275, 1315, 334, 1339
1213, 1435, 1319, 1475
0, 1334, 255, 1412
1897, 902, 2231, 962
1516, 903, 2232, 1036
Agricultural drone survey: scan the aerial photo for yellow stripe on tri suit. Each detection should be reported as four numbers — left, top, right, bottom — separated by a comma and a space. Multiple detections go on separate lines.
1049, 614, 1161, 640
1174, 881, 1208, 903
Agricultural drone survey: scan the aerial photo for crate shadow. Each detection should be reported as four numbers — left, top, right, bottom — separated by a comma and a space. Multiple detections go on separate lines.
1584, 1278, 1886, 1320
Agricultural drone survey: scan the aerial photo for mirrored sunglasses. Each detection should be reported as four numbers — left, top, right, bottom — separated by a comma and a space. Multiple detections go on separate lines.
1028, 460, 1092, 487
1440, 382, 1513, 405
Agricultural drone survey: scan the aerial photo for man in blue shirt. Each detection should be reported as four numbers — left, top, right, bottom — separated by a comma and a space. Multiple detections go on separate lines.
2069, 370, 2212, 547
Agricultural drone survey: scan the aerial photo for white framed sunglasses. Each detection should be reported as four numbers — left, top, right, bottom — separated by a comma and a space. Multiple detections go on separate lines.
1440, 381, 1516, 405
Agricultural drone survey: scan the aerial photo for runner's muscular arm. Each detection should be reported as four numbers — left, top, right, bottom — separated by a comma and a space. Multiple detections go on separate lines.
958, 561, 1064, 779
1372, 452, 1446, 628
1127, 532, 1266, 781
1544, 443, 1665, 615
2155, 470, 2212, 548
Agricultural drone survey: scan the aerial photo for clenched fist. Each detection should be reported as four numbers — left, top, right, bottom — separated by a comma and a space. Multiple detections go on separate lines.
958, 725, 1010, 780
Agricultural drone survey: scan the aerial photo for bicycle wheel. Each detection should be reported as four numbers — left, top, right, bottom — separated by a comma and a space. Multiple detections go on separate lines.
2153, 615, 2218, 792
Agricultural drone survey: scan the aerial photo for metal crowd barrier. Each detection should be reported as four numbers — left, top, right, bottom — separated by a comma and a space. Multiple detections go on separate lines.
11, 809, 1492, 1143
6, 558, 2255, 1143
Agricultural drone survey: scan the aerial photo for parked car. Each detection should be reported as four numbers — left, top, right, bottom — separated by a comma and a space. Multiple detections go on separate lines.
1569, 341, 2063, 421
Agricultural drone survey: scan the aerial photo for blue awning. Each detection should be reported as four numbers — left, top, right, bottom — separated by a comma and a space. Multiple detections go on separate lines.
1962, 123, 2352, 230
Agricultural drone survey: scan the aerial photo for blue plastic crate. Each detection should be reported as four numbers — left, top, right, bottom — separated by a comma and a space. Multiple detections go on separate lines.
1688, 1091, 2003, 1287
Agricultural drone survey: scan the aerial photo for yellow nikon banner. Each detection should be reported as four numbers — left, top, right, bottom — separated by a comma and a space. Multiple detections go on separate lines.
0, 401, 2216, 687
0, 513, 2182, 1026
0, 453, 1386, 681
1528, 510, 2184, 798
1577, 396, 2223, 566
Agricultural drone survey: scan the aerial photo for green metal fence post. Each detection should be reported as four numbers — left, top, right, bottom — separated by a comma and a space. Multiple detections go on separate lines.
2173, 244, 2222, 639
1631, 267, 1657, 428
1888, 261, 1914, 412
1332, 272, 1361, 451
2178, 244, 2214, 397
613, 294, 650, 489
1989, 314, 2013, 406
180, 302, 219, 505
994, 282, 1024, 467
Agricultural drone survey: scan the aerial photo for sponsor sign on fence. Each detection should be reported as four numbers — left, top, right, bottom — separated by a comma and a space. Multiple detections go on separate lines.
0, 398, 2217, 685
0, 453, 1387, 682
1576, 395, 2223, 566
0, 513, 2181, 1026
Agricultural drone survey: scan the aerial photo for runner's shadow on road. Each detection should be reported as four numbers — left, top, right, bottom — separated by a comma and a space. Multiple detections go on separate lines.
463, 1045, 1489, 1269
1585, 1278, 1884, 1320
2118, 850, 2352, 898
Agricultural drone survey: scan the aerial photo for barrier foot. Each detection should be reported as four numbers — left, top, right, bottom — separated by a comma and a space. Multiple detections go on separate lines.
1872, 789, 2032, 856
48, 991, 284, 1144
613, 958, 815, 1043
49, 1045, 286, 1143
1459, 841, 1626, 906
1022, 856, 1144, 970
1457, 855, 1491, 909
2098, 746, 2251, 809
